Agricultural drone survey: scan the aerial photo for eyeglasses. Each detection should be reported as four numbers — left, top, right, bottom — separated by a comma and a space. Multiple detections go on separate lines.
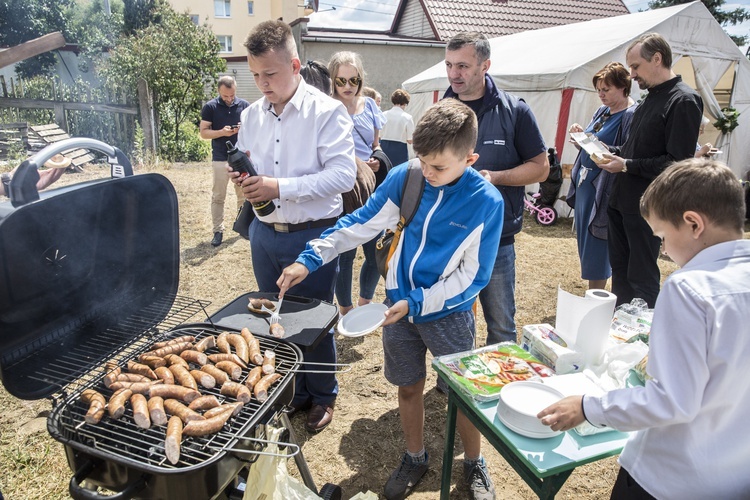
592, 111, 611, 133
334, 76, 362, 88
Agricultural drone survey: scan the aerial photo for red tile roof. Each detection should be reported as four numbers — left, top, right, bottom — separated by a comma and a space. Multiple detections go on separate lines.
392, 0, 630, 41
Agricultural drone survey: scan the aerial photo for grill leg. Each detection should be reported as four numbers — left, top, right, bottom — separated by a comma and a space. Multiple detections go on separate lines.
279, 412, 319, 494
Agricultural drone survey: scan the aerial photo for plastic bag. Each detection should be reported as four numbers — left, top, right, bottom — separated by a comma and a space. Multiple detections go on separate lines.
610, 298, 653, 343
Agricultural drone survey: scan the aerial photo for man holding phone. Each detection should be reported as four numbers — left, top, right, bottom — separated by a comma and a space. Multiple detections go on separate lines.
200, 76, 250, 247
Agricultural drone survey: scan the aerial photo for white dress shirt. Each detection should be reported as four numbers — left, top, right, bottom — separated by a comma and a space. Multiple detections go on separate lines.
583, 239, 750, 499
236, 78, 356, 224
380, 106, 415, 144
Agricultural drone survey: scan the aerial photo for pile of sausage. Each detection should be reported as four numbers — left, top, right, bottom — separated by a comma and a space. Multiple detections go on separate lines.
78, 327, 282, 465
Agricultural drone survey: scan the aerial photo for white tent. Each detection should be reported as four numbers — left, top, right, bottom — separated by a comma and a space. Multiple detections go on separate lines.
403, 1, 750, 182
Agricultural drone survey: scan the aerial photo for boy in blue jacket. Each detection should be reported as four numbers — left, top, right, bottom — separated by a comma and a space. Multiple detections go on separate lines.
278, 98, 503, 500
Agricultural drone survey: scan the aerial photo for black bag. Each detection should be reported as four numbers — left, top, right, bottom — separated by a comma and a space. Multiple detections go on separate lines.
232, 200, 255, 240
375, 161, 425, 278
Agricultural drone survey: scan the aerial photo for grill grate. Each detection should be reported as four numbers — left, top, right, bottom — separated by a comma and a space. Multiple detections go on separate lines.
48, 324, 300, 472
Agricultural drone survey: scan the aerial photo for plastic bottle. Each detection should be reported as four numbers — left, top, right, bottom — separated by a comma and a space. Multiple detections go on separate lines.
225, 141, 275, 217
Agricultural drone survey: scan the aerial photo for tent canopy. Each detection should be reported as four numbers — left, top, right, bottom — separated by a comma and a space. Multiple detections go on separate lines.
403, 1, 750, 179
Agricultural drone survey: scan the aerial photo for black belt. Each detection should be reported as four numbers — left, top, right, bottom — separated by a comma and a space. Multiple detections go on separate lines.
262, 217, 338, 233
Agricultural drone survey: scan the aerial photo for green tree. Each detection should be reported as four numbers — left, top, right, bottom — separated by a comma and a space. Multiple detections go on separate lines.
648, 0, 750, 46
66, 0, 125, 67
101, 3, 226, 160
122, 0, 166, 35
0, 0, 75, 77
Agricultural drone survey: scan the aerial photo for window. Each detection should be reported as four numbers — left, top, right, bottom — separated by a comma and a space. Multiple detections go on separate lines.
189, 14, 199, 25
248, 1, 254, 15
214, 0, 231, 18
217, 35, 232, 53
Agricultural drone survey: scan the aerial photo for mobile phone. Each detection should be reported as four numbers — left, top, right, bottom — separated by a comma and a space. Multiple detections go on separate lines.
231, 124, 239, 130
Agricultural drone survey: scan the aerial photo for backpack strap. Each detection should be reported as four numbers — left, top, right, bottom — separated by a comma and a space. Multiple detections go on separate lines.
399, 159, 425, 227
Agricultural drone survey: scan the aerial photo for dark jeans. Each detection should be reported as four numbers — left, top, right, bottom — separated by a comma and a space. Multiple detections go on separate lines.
606, 206, 661, 308
335, 235, 381, 307
249, 219, 339, 406
610, 467, 656, 499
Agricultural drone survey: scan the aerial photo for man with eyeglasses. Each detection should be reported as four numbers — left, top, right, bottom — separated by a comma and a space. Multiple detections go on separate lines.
597, 33, 703, 307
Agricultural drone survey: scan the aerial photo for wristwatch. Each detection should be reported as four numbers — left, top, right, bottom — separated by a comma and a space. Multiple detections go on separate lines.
622, 160, 629, 173
1, 172, 11, 195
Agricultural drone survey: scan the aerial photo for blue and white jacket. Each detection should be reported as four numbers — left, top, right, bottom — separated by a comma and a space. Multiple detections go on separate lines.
297, 163, 504, 323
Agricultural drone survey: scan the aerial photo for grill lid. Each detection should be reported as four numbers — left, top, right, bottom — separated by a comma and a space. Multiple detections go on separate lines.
0, 142, 179, 399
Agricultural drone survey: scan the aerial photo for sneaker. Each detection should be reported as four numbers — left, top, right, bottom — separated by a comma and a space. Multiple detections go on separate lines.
211, 232, 223, 247
384, 451, 429, 500
463, 457, 496, 500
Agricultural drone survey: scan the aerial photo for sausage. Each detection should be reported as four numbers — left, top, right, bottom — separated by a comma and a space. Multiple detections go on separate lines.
240, 328, 264, 365
207, 353, 248, 369
154, 366, 175, 385
139, 355, 167, 369
190, 369, 216, 389
225, 334, 249, 364
126, 360, 157, 379
115, 373, 151, 384
220, 380, 252, 403
169, 364, 198, 390
215, 360, 242, 381
204, 402, 243, 419
145, 341, 193, 358
163, 354, 189, 368
163, 398, 206, 423
193, 335, 217, 353
216, 332, 231, 354
269, 323, 285, 338
108, 388, 132, 419
180, 350, 208, 366
108, 380, 162, 395
244, 366, 263, 390
152, 335, 195, 349
102, 362, 121, 388
148, 396, 168, 426
253, 373, 281, 403
247, 297, 269, 314
148, 384, 201, 403
80, 389, 106, 424
188, 395, 221, 412
200, 364, 229, 385
182, 407, 234, 437
130, 393, 151, 429
262, 350, 276, 375
165, 416, 182, 465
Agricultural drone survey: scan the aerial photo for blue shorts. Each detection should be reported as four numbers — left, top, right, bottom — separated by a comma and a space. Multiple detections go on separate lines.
383, 307, 475, 388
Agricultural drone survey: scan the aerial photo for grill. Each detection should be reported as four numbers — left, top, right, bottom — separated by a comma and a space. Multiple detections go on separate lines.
0, 139, 337, 500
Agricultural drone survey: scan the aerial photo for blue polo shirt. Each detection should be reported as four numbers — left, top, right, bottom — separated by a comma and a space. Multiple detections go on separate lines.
201, 95, 250, 161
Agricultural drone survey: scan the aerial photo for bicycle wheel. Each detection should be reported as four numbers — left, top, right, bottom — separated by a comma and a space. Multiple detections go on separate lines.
534, 206, 558, 226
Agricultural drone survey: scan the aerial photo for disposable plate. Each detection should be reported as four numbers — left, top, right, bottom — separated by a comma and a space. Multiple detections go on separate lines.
496, 381, 564, 439
337, 303, 388, 337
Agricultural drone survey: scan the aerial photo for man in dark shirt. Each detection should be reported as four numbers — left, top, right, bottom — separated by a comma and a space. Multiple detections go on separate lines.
599, 33, 703, 307
200, 76, 250, 247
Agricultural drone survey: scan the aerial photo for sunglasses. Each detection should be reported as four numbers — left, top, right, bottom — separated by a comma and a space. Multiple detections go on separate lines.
334, 76, 362, 88
592, 111, 611, 133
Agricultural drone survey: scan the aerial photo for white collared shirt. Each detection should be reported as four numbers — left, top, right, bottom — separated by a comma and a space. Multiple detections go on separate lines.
583, 240, 750, 499
380, 106, 415, 144
236, 78, 356, 224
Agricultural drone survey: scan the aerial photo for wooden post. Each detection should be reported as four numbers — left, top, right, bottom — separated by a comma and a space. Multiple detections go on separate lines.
54, 103, 67, 132
137, 78, 156, 153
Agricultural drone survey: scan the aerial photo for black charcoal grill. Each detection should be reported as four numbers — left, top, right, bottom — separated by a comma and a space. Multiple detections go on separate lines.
0, 139, 339, 500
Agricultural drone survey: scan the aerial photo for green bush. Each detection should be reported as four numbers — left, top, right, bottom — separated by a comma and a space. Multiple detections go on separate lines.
159, 120, 209, 162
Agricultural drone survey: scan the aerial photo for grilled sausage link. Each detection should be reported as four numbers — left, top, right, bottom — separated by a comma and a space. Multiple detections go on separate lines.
207, 353, 247, 369
262, 350, 276, 375
81, 389, 106, 424
163, 353, 189, 368
244, 366, 263, 390
215, 360, 243, 381
152, 335, 195, 349
216, 332, 231, 354
108, 380, 162, 395
225, 334, 250, 364
139, 355, 167, 369
180, 350, 208, 366
126, 360, 157, 380
269, 323, 285, 338
169, 364, 198, 390
165, 416, 183, 465
200, 364, 229, 385
182, 407, 234, 437
115, 373, 151, 384
253, 373, 281, 403
193, 335, 217, 353
147, 396, 168, 426
241, 328, 264, 365
189, 369, 216, 389
220, 380, 252, 403
154, 366, 175, 385
148, 384, 201, 403
187, 395, 221, 412
102, 362, 121, 388
130, 393, 151, 429
144, 341, 193, 359
203, 402, 243, 419
108, 388, 133, 419
164, 398, 206, 424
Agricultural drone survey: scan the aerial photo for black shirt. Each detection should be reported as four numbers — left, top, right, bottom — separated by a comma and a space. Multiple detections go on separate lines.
610, 76, 703, 214
201, 96, 250, 161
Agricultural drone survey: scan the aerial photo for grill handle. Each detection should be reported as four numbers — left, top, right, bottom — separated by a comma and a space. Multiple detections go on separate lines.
69, 459, 147, 500
217, 435, 301, 459
9, 137, 134, 208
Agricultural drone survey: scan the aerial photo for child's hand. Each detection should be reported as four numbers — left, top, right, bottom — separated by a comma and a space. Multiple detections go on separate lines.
537, 395, 585, 432
382, 300, 409, 325
276, 263, 309, 292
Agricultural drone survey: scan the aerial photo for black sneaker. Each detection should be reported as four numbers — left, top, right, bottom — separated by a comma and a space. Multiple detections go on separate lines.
211, 232, 223, 247
463, 457, 495, 500
384, 451, 429, 500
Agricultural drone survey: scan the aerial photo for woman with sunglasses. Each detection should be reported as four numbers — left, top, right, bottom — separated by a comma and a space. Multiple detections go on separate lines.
328, 51, 386, 316
566, 62, 637, 290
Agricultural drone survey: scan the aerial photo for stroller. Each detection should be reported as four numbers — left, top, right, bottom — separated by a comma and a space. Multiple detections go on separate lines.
525, 147, 563, 225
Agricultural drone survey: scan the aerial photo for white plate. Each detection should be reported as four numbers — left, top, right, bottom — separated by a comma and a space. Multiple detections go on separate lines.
337, 303, 388, 337
496, 381, 564, 439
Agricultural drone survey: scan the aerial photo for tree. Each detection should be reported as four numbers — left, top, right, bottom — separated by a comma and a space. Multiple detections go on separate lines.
122, 0, 166, 35
648, 0, 750, 46
0, 0, 75, 77
102, 3, 226, 160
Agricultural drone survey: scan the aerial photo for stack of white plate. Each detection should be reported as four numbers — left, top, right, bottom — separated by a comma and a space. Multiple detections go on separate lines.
496, 381, 564, 439
336, 303, 388, 338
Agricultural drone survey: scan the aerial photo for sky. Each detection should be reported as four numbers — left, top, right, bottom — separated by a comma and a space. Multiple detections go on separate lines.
306, 0, 750, 54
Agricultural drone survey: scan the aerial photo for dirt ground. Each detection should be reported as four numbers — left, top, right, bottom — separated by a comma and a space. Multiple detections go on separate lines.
1, 161, 710, 499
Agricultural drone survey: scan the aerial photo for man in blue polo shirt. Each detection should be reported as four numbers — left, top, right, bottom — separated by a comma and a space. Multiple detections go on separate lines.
200, 76, 250, 247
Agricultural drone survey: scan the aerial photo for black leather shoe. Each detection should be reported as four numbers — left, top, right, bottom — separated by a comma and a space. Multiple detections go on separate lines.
211, 232, 223, 247
305, 403, 334, 433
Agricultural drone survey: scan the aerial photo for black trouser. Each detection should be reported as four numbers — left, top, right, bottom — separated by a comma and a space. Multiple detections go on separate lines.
607, 206, 661, 308
610, 467, 656, 499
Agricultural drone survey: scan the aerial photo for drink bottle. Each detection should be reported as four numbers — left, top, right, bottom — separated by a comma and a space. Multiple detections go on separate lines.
226, 141, 275, 217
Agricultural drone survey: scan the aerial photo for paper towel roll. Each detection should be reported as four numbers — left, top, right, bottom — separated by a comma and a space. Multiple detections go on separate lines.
555, 288, 616, 367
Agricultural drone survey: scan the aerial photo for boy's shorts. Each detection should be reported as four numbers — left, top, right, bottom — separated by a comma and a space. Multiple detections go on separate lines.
383, 307, 475, 388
